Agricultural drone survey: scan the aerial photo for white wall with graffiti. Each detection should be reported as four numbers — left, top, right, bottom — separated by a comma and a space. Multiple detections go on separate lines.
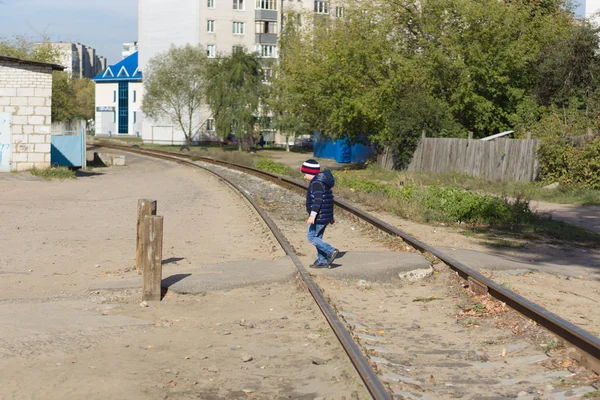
0, 56, 63, 172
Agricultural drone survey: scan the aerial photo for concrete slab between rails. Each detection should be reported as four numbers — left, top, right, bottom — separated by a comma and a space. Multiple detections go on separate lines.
90, 257, 297, 295
436, 247, 596, 278
311, 251, 432, 282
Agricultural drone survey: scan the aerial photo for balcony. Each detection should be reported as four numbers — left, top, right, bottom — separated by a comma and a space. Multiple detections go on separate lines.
255, 33, 277, 44
255, 9, 277, 20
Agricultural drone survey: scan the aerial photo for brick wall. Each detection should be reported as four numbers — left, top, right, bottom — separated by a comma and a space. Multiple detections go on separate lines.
0, 60, 53, 171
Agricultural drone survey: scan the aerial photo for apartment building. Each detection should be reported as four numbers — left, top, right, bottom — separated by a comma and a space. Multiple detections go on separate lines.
138, 0, 342, 144
122, 42, 139, 59
46, 42, 107, 79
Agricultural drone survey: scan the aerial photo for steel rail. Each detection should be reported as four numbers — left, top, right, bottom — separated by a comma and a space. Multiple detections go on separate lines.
94, 144, 392, 400
95, 143, 600, 370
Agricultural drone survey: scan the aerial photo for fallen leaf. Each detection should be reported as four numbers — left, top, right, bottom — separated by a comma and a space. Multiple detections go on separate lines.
376, 330, 385, 335
168, 380, 176, 387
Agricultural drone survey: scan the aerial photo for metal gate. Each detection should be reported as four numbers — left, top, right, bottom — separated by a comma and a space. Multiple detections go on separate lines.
50, 127, 86, 168
0, 113, 12, 172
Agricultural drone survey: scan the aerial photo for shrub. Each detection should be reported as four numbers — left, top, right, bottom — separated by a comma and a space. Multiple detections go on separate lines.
538, 137, 600, 189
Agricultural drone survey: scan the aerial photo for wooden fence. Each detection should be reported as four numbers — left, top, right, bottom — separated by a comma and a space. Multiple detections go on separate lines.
406, 137, 539, 182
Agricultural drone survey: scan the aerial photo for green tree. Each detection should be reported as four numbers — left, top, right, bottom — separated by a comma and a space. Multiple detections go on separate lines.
51, 72, 75, 123
0, 35, 94, 124
0, 35, 61, 64
205, 48, 265, 151
141, 44, 208, 145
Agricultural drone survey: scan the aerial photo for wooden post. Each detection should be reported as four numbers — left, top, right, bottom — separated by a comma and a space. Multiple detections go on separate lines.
142, 215, 164, 301
468, 131, 473, 140
136, 199, 157, 271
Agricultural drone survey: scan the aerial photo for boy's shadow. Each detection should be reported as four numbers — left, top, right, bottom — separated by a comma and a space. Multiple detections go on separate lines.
328, 251, 347, 269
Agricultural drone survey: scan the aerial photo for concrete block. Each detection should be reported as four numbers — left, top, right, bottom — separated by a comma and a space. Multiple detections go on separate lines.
17, 106, 35, 116
112, 155, 126, 166
12, 134, 26, 144
0, 97, 9, 106
0, 88, 17, 97
28, 153, 45, 163
17, 144, 33, 153
12, 115, 27, 125
23, 125, 34, 134
15, 162, 33, 172
16, 88, 34, 97
34, 143, 51, 153
10, 97, 28, 106
28, 97, 45, 106
12, 125, 23, 135
34, 125, 50, 134
12, 152, 28, 162
28, 134, 46, 144
28, 116, 45, 125
33, 162, 50, 170
35, 106, 51, 116
45, 153, 51, 162
34, 88, 51, 97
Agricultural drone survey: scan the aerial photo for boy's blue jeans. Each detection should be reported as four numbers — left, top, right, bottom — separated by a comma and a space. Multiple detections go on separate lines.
307, 223, 335, 264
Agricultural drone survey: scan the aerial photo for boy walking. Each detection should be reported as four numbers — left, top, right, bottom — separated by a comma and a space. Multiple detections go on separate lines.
302, 159, 339, 268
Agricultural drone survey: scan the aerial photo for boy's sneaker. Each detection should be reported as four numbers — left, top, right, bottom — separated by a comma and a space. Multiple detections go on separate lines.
326, 249, 339, 267
309, 260, 328, 269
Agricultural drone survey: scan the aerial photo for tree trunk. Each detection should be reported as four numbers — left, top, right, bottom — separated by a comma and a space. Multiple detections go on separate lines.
285, 135, 290, 152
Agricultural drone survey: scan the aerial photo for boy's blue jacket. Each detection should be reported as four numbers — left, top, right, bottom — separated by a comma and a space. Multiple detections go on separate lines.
306, 170, 335, 224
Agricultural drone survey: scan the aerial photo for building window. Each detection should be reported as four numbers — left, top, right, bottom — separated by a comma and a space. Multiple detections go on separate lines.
207, 118, 215, 131
233, 45, 244, 53
233, 21, 245, 34
233, 0, 244, 10
255, 20, 277, 34
207, 0, 214, 8
314, 0, 328, 14
256, 0, 276, 9
257, 45, 277, 58
207, 44, 216, 58
335, 6, 344, 17
133, 90, 137, 102
118, 82, 129, 134
134, 111, 137, 124
207, 20, 215, 32
113, 90, 116, 103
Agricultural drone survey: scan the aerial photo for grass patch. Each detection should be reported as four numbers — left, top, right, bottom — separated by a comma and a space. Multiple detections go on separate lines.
255, 158, 295, 176
30, 166, 75, 180
93, 136, 143, 145
584, 391, 600, 398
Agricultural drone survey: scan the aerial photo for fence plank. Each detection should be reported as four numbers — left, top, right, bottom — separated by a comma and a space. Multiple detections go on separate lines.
407, 137, 539, 182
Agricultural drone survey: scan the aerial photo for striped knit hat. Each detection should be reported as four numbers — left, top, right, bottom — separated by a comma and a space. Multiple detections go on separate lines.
301, 159, 320, 175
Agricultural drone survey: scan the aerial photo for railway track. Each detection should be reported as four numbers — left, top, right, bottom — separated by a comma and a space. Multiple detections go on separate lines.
93, 143, 600, 399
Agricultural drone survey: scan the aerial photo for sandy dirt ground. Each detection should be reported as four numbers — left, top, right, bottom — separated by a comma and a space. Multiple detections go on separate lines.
1, 148, 599, 399
0, 153, 369, 399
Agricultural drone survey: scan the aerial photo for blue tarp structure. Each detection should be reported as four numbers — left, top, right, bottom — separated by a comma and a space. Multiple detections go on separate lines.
313, 134, 374, 164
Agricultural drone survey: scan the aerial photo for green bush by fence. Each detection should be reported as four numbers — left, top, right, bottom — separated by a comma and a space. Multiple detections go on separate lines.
538, 137, 600, 189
